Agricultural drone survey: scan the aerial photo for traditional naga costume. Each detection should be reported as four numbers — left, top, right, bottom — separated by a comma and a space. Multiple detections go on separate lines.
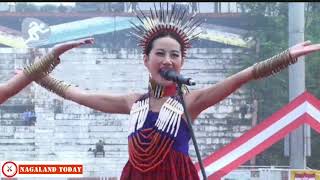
120, 3, 202, 179
34, 3, 298, 180
120, 78, 198, 179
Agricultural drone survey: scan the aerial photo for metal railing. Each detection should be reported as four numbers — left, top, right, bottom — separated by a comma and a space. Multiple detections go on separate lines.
222, 166, 320, 180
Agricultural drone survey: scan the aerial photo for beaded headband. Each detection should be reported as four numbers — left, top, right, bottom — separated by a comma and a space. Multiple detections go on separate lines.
130, 3, 202, 58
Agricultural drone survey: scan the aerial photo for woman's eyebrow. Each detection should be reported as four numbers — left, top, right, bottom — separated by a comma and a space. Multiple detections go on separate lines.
171, 50, 180, 53
155, 49, 180, 53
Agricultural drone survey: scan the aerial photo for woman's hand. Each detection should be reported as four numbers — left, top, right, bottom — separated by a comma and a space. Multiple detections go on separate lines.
289, 40, 320, 59
52, 37, 94, 58
14, 68, 24, 76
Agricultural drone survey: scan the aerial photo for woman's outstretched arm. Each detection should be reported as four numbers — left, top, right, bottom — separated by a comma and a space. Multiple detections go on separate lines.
0, 72, 33, 104
32, 38, 140, 114
0, 38, 94, 105
36, 75, 140, 114
186, 41, 320, 120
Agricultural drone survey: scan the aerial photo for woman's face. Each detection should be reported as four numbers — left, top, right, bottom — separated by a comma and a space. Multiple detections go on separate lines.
144, 36, 183, 86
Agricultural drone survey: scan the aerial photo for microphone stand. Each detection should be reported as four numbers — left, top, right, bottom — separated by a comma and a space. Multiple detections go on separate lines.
177, 82, 207, 180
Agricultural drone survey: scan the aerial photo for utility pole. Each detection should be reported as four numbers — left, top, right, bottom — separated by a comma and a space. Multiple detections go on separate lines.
285, 2, 310, 169
250, 99, 258, 165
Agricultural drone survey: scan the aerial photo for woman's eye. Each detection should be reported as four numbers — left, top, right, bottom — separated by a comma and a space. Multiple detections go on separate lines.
156, 52, 164, 56
171, 54, 179, 58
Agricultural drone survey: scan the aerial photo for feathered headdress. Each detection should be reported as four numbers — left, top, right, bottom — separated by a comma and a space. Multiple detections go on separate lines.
130, 3, 202, 58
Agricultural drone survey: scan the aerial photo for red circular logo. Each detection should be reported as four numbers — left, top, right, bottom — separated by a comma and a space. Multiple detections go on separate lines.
2, 161, 18, 178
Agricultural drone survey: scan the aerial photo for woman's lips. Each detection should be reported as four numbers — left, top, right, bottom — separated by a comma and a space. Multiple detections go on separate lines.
159, 67, 174, 73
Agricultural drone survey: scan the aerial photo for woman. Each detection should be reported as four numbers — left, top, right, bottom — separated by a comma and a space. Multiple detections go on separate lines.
35, 4, 320, 180
0, 38, 93, 105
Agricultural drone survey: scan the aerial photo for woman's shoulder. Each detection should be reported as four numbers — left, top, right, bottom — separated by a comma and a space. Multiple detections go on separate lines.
132, 92, 149, 102
126, 92, 148, 106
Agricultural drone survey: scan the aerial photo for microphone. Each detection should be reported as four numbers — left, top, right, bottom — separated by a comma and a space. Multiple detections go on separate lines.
159, 69, 196, 86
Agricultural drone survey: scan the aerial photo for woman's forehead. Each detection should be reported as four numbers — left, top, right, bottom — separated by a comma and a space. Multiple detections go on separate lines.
152, 37, 181, 50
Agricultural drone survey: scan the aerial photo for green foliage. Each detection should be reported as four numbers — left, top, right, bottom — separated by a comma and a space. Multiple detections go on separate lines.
239, 2, 289, 121
305, 3, 320, 98
305, 4, 320, 169
238, 2, 320, 168
307, 130, 320, 168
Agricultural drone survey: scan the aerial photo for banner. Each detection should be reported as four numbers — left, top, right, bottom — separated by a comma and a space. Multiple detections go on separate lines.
291, 170, 320, 180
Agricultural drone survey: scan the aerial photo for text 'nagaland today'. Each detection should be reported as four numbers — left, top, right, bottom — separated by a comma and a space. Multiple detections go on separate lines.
19, 165, 83, 174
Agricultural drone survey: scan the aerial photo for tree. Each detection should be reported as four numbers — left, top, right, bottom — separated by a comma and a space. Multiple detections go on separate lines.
304, 2, 320, 169
238, 2, 320, 168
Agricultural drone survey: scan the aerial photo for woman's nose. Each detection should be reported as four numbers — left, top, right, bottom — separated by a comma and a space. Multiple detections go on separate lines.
162, 56, 172, 65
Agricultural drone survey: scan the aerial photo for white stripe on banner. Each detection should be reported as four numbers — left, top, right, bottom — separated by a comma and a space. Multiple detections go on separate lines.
203, 102, 311, 176
307, 103, 320, 122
